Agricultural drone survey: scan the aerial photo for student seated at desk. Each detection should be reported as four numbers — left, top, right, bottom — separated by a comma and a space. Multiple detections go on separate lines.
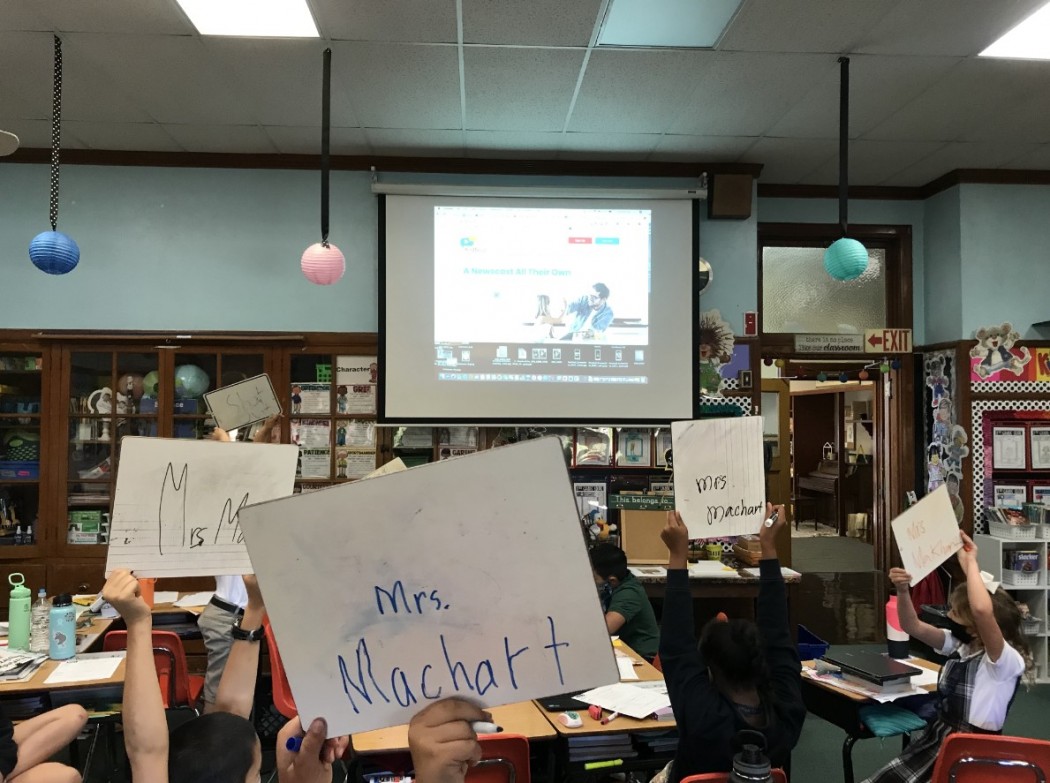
0, 702, 87, 783
656, 506, 804, 783
103, 569, 349, 783
861, 532, 1033, 783
589, 543, 659, 661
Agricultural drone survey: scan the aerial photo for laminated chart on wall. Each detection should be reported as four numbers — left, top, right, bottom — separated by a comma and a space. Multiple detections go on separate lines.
239, 436, 620, 737
105, 437, 299, 578
671, 416, 765, 538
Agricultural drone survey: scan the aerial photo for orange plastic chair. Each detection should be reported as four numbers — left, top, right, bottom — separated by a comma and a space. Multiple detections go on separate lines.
468, 734, 531, 783
930, 733, 1050, 783
263, 620, 297, 719
681, 770, 787, 783
652, 654, 663, 672
103, 629, 205, 710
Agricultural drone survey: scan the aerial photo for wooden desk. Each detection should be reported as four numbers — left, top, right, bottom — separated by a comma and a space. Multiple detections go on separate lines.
801, 657, 939, 783
352, 700, 557, 755
76, 615, 115, 653
0, 655, 126, 696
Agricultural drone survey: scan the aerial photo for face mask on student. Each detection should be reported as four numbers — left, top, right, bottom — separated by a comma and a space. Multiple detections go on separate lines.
946, 618, 973, 644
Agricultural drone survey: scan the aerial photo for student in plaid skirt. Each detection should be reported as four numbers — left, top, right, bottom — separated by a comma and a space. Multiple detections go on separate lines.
862, 532, 1034, 783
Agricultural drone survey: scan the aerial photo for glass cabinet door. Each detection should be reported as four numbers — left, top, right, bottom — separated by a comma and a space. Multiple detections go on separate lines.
0, 352, 44, 552
170, 352, 264, 439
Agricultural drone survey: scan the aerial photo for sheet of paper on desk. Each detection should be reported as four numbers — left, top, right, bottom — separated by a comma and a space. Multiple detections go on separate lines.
741, 567, 801, 578
153, 591, 180, 604
672, 417, 765, 538
629, 566, 666, 578
617, 658, 640, 680
174, 591, 215, 608
105, 437, 298, 578
45, 652, 124, 684
575, 682, 671, 719
240, 437, 621, 737
690, 561, 740, 578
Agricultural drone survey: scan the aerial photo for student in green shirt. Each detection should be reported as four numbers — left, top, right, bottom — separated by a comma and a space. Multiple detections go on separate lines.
589, 543, 660, 660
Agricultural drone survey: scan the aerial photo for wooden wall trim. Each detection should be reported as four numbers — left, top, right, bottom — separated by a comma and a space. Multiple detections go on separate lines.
759, 169, 1050, 202
5, 147, 763, 179
757, 184, 923, 201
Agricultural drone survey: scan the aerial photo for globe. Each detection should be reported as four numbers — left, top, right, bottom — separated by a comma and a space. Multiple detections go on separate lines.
174, 365, 210, 398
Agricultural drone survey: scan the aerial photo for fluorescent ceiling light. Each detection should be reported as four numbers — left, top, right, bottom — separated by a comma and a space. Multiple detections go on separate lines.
980, 1, 1050, 59
176, 0, 319, 37
598, 0, 743, 48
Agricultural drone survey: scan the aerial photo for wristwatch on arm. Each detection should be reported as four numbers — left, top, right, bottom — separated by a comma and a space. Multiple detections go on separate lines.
231, 617, 265, 642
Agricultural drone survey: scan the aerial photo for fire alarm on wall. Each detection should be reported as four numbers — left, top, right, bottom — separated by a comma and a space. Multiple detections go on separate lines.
744, 311, 757, 336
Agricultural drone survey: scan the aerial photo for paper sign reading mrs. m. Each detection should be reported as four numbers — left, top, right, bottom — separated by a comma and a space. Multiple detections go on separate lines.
891, 485, 962, 585
105, 437, 298, 578
239, 437, 619, 737
672, 417, 765, 538
203, 374, 282, 433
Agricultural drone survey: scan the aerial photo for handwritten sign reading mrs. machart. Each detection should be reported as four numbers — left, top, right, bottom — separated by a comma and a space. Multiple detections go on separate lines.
105, 437, 298, 578
672, 417, 765, 538
239, 437, 619, 737
203, 374, 282, 433
891, 485, 962, 585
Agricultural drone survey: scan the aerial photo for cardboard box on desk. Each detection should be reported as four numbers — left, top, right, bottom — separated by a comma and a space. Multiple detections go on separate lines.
620, 509, 668, 565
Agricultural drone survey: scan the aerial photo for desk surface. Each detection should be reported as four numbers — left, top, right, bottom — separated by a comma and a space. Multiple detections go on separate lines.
539, 642, 675, 736
352, 700, 557, 754
76, 615, 115, 654
0, 654, 126, 695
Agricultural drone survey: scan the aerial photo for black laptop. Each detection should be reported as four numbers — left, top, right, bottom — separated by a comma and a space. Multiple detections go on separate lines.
822, 650, 923, 685
537, 691, 589, 713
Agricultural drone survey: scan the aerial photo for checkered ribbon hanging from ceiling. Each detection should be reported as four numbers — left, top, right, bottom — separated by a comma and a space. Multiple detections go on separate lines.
49, 35, 63, 231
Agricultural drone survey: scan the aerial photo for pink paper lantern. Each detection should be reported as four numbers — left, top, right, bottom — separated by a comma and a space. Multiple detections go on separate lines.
301, 242, 345, 285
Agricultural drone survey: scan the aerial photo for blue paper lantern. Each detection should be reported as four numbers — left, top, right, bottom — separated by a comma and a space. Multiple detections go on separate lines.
174, 365, 210, 398
823, 238, 868, 281
29, 231, 79, 275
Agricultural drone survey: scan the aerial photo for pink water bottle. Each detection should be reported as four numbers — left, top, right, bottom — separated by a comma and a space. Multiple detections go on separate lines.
886, 594, 909, 658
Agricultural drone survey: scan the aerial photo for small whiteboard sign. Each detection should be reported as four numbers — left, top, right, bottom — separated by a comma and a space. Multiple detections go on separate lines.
105, 437, 299, 578
891, 485, 962, 585
672, 417, 765, 538
203, 374, 282, 433
239, 437, 619, 737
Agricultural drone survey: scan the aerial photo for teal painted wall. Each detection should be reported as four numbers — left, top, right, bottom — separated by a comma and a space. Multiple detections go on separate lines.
0, 164, 377, 331
922, 187, 963, 344
960, 184, 1050, 339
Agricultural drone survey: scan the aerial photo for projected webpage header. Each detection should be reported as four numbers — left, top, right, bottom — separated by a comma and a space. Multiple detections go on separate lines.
433, 206, 651, 385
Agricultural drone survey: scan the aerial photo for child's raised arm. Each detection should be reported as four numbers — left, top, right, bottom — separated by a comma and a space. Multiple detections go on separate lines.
213, 573, 266, 719
957, 532, 1005, 661
102, 569, 168, 782
888, 567, 946, 650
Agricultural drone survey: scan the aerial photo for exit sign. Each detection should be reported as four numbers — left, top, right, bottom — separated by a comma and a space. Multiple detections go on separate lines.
864, 328, 912, 353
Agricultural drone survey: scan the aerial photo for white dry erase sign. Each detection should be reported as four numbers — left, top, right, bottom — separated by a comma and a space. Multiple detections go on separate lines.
203, 374, 282, 433
671, 417, 765, 538
240, 437, 620, 737
890, 485, 963, 586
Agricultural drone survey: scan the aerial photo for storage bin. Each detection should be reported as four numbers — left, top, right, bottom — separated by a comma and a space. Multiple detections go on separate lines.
1002, 569, 1041, 587
0, 461, 39, 479
798, 625, 830, 660
989, 520, 1037, 539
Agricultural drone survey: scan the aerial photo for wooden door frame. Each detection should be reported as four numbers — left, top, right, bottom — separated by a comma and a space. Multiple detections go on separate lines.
761, 378, 792, 565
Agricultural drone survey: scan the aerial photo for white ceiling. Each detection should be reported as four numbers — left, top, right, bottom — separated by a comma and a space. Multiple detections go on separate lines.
3, 0, 1050, 186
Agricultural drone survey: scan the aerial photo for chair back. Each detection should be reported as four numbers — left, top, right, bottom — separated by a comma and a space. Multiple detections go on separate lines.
931, 733, 1050, 783
680, 770, 787, 783
263, 620, 297, 719
103, 629, 194, 708
467, 734, 530, 783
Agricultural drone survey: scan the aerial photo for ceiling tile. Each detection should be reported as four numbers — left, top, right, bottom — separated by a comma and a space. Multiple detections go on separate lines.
719, 0, 897, 53
334, 42, 462, 130
311, 0, 458, 43
956, 59, 1050, 144
0, 4, 49, 31
162, 124, 278, 153
366, 127, 465, 156
882, 141, 1041, 186
742, 137, 836, 183
569, 49, 708, 134
853, 0, 1048, 56
64, 120, 180, 151
668, 51, 832, 136
999, 144, 1050, 170
650, 135, 756, 161
16, 0, 193, 35
801, 139, 946, 186
464, 47, 584, 132
768, 54, 961, 139
0, 119, 83, 150
463, 0, 602, 46
558, 132, 661, 159
0, 32, 58, 119
465, 130, 563, 158
68, 34, 258, 125
264, 125, 370, 155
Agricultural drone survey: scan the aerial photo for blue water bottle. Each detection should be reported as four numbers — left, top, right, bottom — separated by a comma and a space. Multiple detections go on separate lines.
49, 593, 76, 660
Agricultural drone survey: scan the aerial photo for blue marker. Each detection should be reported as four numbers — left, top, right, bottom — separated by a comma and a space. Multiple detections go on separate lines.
286, 736, 304, 752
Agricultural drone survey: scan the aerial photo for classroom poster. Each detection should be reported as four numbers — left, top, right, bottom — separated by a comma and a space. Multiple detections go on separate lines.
335, 420, 375, 449
671, 417, 765, 538
291, 419, 332, 449
616, 428, 652, 467
993, 483, 1027, 510
292, 382, 330, 415
336, 450, 375, 479
239, 438, 619, 736
336, 356, 377, 415
992, 427, 1027, 469
297, 448, 331, 479
1030, 427, 1050, 470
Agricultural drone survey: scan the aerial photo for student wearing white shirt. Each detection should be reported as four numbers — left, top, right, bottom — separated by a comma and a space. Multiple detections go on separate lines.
862, 532, 1033, 783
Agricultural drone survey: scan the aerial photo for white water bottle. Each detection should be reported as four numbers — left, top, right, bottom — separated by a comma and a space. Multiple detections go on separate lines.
30, 588, 50, 653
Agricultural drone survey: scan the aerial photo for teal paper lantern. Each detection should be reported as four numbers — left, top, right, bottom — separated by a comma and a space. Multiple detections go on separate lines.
823, 238, 868, 281
29, 231, 79, 275
174, 364, 210, 398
